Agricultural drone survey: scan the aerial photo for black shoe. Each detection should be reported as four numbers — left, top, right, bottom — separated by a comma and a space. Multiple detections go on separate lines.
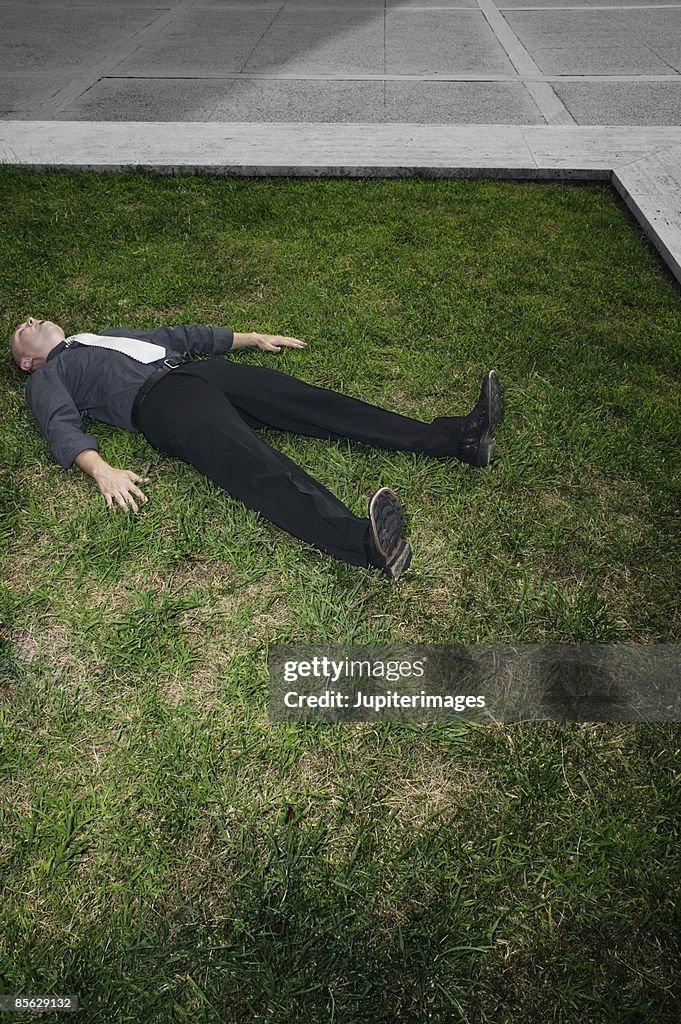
458, 370, 503, 467
368, 487, 412, 581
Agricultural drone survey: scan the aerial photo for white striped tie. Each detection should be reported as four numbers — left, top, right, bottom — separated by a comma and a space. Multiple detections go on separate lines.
66, 332, 167, 364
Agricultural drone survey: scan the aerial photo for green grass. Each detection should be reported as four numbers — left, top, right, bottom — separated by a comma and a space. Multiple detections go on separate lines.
0, 169, 679, 1023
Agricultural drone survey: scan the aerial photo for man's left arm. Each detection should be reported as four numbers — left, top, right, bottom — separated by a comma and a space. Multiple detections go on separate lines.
155, 324, 307, 356
104, 324, 307, 356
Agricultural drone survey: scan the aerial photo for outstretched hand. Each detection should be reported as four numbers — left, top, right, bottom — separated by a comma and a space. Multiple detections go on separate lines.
253, 333, 307, 353
96, 466, 150, 513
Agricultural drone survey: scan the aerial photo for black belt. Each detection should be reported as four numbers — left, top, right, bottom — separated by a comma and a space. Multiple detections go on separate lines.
131, 355, 189, 429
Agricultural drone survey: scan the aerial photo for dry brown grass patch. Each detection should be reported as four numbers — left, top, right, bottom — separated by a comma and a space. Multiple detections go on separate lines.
380, 749, 490, 828
9, 623, 91, 684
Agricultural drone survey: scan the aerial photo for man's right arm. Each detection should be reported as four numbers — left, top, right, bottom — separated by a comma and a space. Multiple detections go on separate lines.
75, 450, 149, 513
25, 370, 149, 512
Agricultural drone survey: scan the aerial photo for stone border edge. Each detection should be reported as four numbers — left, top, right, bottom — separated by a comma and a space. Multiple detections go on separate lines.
1, 122, 679, 287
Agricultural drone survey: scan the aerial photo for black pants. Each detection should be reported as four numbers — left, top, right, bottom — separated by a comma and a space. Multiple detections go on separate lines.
135, 359, 469, 568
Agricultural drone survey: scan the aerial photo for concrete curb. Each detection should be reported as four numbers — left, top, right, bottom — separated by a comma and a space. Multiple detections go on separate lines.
2, 121, 680, 284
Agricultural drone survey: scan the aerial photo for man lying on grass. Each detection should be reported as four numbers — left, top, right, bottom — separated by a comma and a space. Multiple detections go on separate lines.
10, 317, 502, 581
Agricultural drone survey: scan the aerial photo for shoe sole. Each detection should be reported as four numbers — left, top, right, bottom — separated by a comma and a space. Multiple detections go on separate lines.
476, 370, 502, 468
369, 487, 411, 580
387, 541, 412, 580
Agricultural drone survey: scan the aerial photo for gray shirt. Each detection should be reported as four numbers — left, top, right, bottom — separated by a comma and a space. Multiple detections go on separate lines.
24, 324, 234, 469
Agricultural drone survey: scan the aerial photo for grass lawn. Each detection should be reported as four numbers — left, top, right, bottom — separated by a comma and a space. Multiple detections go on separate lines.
0, 169, 679, 1023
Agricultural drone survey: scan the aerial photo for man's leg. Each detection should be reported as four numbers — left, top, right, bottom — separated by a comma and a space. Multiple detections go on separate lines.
224, 359, 502, 467
183, 359, 475, 459
135, 368, 378, 568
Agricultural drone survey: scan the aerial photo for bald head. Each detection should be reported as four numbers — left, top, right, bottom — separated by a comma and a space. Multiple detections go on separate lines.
10, 317, 65, 372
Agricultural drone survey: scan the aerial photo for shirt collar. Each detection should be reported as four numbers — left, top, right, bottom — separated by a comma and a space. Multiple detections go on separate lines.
46, 340, 69, 363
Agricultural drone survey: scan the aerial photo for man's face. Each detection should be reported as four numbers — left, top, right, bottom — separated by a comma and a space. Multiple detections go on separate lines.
11, 317, 65, 372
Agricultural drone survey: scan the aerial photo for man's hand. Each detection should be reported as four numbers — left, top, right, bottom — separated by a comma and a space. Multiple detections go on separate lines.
254, 333, 307, 353
96, 467, 150, 513
74, 450, 150, 513
232, 331, 307, 353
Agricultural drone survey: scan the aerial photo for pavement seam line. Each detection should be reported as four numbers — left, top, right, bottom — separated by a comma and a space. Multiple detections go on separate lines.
609, 138, 681, 171
523, 3, 681, 7
41, 71, 681, 81
510, 3, 681, 6
476, 0, 576, 125
383, 0, 387, 121
581, 2, 680, 76
612, 18, 681, 75
239, 3, 287, 76
518, 125, 540, 168
204, 0, 284, 117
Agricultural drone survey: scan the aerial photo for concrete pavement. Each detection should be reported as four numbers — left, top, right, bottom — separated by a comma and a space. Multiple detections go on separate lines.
0, 0, 679, 282
1, 0, 680, 125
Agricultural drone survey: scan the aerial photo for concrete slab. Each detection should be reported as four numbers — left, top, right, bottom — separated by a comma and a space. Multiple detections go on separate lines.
386, 0, 478, 6
4, 120, 681, 176
0, 120, 540, 173
242, 10, 385, 75
554, 81, 681, 124
385, 81, 545, 121
0, 75, 74, 118
0, 0, 176, 6
613, 141, 681, 193
284, 0, 384, 6
587, 0, 681, 6
616, 5, 681, 25
605, 8, 681, 70
499, 0, 593, 6
499, 0, 677, 6
504, 10, 677, 73
503, 7, 644, 43
114, 10, 281, 75
586, 1, 681, 6
520, 124, 681, 166
0, 6, 161, 73
46, 79, 547, 124
386, 10, 516, 74
208, 79, 386, 121
530, 46, 675, 74
193, 2, 284, 6
501, 1, 681, 6
53, 79, 238, 122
